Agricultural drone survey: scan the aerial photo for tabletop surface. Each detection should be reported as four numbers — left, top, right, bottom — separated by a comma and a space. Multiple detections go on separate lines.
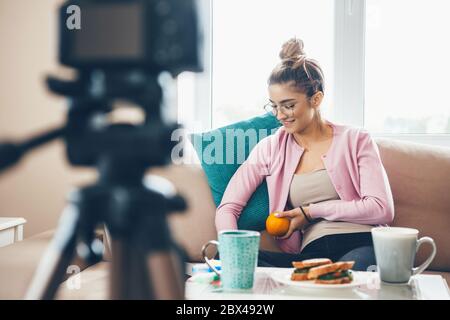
186, 267, 450, 300
0, 217, 26, 231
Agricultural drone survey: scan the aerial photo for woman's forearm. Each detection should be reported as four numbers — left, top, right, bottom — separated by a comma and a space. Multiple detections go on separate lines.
308, 197, 394, 225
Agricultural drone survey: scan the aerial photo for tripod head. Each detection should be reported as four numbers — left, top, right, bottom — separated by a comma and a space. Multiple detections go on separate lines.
50, 70, 178, 169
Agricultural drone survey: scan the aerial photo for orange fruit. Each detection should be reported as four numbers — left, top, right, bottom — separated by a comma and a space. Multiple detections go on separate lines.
265, 212, 290, 237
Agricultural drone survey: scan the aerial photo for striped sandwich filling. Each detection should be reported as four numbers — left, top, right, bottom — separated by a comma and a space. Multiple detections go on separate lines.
293, 267, 313, 274
317, 270, 353, 281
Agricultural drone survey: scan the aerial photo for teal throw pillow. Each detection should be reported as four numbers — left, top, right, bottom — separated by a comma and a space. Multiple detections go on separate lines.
189, 112, 281, 231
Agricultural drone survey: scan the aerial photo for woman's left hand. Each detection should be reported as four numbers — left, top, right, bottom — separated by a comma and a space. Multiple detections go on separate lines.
274, 206, 311, 239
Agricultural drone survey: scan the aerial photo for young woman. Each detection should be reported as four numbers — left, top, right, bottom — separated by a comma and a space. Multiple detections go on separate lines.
215, 38, 394, 271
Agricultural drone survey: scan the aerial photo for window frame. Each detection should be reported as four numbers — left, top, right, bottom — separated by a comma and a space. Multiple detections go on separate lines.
176, 0, 212, 133
334, 0, 365, 129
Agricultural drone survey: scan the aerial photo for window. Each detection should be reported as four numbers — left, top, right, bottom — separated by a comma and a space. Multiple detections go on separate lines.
211, 0, 335, 129
365, 0, 450, 134
178, 0, 450, 146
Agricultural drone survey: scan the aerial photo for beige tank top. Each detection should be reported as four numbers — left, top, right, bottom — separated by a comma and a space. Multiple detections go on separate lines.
288, 169, 373, 251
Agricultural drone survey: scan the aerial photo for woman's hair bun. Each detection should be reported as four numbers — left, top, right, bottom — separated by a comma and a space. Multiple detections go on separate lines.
269, 37, 325, 96
279, 38, 306, 61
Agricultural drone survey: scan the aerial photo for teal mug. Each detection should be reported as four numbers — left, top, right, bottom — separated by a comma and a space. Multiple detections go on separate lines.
202, 230, 260, 290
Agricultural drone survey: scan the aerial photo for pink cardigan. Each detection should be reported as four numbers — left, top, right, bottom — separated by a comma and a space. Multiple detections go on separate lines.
215, 120, 395, 254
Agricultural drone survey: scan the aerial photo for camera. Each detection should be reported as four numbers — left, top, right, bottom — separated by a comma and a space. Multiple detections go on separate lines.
59, 0, 202, 76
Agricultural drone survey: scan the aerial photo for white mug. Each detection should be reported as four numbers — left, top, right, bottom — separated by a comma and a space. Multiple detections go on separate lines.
371, 227, 436, 284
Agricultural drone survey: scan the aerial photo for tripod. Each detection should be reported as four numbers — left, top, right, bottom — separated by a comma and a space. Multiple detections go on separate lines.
0, 70, 188, 299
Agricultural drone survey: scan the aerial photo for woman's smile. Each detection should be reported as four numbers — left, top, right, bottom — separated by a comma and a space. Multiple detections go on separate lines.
281, 119, 296, 127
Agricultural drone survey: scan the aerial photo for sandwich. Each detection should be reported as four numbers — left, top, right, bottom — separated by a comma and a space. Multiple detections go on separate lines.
307, 261, 355, 284
290, 258, 332, 281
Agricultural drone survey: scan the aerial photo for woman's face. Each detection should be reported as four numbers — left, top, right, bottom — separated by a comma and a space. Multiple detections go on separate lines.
268, 83, 321, 134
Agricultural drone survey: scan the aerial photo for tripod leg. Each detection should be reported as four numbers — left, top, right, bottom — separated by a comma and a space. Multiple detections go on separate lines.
25, 204, 80, 300
109, 239, 151, 299
129, 247, 151, 299
145, 248, 185, 300
110, 239, 130, 299
111, 236, 185, 300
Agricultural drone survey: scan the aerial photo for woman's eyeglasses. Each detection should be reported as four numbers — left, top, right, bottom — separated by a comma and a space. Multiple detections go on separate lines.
263, 102, 296, 116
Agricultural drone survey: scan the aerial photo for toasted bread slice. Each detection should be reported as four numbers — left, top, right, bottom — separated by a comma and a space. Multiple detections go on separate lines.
290, 272, 310, 281
307, 261, 355, 280
291, 258, 332, 269
315, 276, 352, 285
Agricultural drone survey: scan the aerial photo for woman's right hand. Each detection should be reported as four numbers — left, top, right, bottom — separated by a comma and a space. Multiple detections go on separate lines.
274, 207, 310, 239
